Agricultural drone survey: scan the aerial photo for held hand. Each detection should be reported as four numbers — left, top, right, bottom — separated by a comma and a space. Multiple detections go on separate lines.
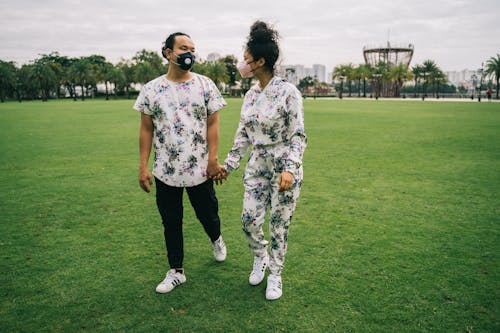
139, 166, 153, 193
213, 165, 229, 185
207, 160, 221, 178
278, 171, 294, 192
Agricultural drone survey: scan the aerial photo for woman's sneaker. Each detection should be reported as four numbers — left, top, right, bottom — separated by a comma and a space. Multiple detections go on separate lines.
155, 269, 186, 293
249, 254, 269, 285
266, 274, 282, 300
212, 236, 227, 262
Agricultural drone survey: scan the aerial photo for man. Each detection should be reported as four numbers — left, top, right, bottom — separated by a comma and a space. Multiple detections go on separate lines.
134, 32, 227, 293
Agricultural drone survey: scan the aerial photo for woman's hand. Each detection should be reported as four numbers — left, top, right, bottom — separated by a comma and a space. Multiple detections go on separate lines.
278, 171, 294, 192
208, 163, 228, 185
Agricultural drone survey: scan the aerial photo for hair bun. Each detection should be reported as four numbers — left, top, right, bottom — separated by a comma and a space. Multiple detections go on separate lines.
249, 21, 279, 44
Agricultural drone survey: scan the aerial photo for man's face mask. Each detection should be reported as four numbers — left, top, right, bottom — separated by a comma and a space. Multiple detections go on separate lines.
172, 51, 195, 71
237, 60, 255, 78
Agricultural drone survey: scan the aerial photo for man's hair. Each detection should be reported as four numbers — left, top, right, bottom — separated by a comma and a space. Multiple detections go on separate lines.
161, 32, 191, 60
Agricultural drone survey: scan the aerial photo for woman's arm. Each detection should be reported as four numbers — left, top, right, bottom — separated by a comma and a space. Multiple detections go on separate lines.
283, 88, 307, 175
224, 116, 250, 173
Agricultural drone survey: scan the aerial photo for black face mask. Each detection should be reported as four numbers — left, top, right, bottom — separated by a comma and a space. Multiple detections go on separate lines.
173, 51, 195, 71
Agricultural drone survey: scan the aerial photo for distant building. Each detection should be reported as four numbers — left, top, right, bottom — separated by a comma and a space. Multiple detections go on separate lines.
207, 52, 221, 62
312, 64, 326, 83
278, 64, 328, 85
326, 72, 332, 84
445, 69, 479, 86
279, 65, 304, 85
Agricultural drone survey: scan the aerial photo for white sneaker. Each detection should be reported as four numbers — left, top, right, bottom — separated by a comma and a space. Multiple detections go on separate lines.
266, 274, 282, 300
249, 254, 269, 285
212, 236, 227, 262
155, 269, 186, 293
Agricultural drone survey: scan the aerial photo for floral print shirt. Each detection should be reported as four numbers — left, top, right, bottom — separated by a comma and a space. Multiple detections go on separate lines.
224, 76, 306, 176
134, 73, 226, 187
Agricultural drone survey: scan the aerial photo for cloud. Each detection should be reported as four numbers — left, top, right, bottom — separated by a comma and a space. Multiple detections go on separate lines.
0, 0, 499, 70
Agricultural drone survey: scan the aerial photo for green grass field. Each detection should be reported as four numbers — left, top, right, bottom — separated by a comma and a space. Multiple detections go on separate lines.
1, 98, 499, 332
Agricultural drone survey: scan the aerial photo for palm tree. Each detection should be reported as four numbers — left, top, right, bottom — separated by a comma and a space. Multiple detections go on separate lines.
38, 52, 69, 99
357, 64, 372, 97
372, 61, 388, 98
0, 60, 17, 102
411, 65, 423, 98
68, 58, 90, 101
43, 55, 78, 101
18, 64, 39, 100
132, 49, 166, 77
389, 64, 413, 97
99, 62, 114, 100
32, 59, 58, 101
205, 61, 228, 90
117, 60, 135, 99
134, 61, 156, 84
220, 55, 238, 86
430, 69, 447, 98
298, 76, 314, 94
108, 66, 126, 99
354, 65, 362, 97
421, 60, 438, 99
485, 54, 500, 99
332, 65, 350, 98
344, 64, 356, 97
192, 61, 206, 76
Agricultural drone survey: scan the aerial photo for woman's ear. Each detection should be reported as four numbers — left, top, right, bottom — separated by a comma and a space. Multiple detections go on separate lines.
256, 57, 266, 68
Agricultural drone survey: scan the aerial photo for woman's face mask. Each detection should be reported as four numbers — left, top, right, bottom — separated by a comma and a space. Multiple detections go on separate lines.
237, 60, 255, 78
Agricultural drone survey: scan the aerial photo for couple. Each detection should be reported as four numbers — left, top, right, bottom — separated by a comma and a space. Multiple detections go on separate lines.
134, 21, 306, 301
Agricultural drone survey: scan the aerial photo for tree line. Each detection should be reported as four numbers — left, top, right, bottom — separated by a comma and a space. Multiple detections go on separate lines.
325, 55, 500, 99
0, 50, 240, 102
1, 51, 498, 102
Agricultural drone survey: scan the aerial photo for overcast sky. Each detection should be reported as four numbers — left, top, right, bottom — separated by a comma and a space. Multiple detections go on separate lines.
1, 0, 499, 72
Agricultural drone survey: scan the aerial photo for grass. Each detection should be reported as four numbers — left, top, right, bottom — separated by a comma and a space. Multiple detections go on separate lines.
0, 98, 499, 332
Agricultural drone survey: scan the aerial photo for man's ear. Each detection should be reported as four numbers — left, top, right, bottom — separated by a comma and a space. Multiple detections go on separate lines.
165, 48, 173, 61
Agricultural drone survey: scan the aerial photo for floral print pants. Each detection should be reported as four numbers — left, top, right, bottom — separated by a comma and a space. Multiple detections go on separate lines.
241, 147, 303, 276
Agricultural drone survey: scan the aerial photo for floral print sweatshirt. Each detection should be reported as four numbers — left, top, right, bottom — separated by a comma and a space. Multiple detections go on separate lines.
224, 76, 306, 177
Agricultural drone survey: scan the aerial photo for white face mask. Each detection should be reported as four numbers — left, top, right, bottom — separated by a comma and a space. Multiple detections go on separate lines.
237, 60, 255, 78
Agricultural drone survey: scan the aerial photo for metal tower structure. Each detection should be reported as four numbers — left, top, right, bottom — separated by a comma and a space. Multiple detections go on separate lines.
363, 42, 414, 97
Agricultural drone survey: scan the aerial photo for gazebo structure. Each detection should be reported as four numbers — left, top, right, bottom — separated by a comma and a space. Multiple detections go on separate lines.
363, 42, 414, 97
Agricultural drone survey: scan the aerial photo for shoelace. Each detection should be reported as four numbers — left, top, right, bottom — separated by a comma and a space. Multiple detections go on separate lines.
253, 257, 267, 273
269, 278, 282, 291
214, 238, 225, 251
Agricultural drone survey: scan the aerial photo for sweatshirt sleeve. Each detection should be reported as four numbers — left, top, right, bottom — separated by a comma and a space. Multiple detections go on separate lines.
283, 87, 307, 174
224, 115, 251, 173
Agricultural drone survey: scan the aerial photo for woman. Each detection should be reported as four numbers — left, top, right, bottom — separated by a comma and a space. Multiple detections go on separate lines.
222, 21, 307, 300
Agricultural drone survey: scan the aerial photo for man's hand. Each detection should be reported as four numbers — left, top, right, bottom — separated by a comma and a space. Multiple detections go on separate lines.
213, 165, 228, 185
207, 159, 221, 178
207, 161, 228, 185
278, 171, 294, 192
139, 166, 153, 193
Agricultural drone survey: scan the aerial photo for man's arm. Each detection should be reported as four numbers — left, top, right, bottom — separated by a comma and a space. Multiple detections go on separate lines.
206, 111, 221, 178
139, 113, 154, 192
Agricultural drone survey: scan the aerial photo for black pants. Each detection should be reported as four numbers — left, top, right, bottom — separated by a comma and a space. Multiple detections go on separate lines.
155, 177, 221, 269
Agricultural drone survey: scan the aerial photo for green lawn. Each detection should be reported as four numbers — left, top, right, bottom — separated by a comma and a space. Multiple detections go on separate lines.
0, 98, 499, 332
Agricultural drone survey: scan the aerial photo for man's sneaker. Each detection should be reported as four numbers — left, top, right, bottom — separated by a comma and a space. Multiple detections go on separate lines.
155, 269, 186, 293
212, 236, 227, 262
266, 274, 282, 300
249, 253, 269, 285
